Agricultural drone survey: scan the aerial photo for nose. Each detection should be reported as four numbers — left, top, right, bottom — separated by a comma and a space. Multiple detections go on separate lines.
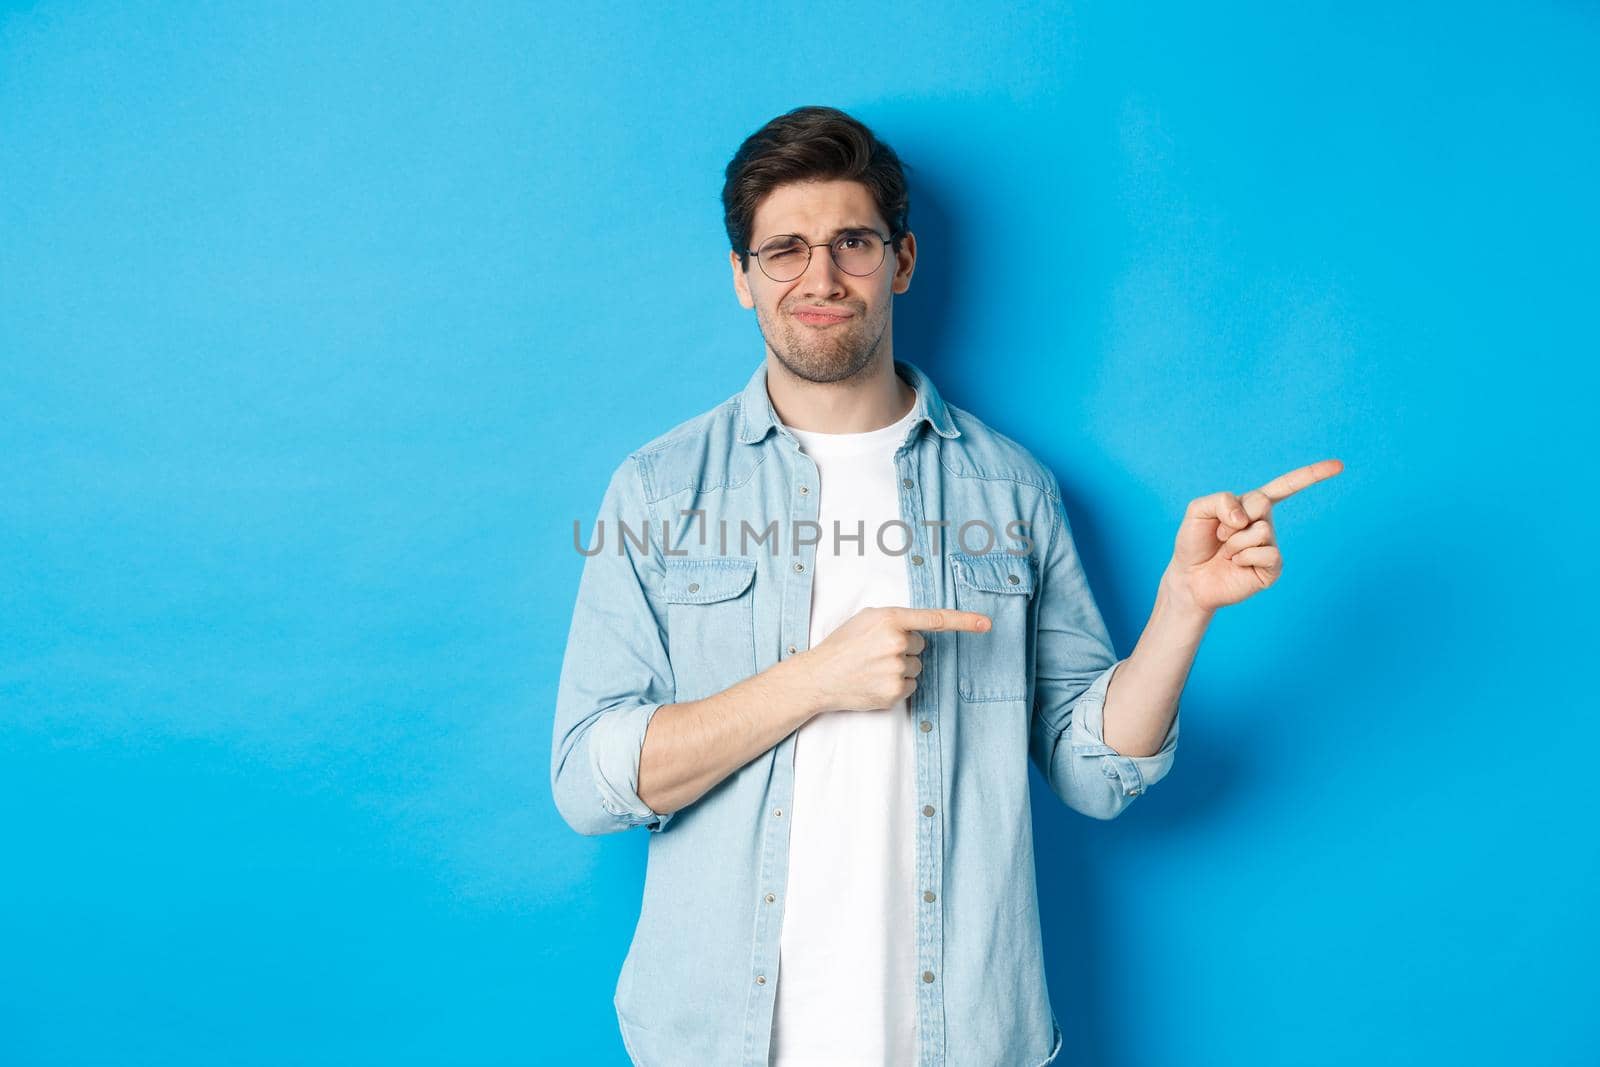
796, 241, 847, 298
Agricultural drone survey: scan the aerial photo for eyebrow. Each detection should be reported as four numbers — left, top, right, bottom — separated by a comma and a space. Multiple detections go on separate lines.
767, 224, 879, 242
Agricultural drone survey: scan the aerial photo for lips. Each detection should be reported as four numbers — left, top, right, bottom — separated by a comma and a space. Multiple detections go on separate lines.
792, 306, 853, 325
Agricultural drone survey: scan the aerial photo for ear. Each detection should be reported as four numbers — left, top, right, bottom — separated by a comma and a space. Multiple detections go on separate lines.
890, 231, 917, 296
730, 249, 755, 309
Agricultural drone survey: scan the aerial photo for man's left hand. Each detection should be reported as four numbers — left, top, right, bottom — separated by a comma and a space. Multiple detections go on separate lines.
1164, 458, 1344, 614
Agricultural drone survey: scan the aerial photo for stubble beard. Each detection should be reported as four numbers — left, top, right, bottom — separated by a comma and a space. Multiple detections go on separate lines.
760, 301, 890, 385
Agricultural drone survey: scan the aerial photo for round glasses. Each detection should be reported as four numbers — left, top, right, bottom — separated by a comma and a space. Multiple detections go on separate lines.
746, 228, 896, 283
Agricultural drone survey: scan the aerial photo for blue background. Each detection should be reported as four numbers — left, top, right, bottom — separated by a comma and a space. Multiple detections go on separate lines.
3, 2, 1595, 1064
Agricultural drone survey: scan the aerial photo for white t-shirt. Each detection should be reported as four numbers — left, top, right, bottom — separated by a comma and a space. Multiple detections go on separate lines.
768, 392, 922, 1066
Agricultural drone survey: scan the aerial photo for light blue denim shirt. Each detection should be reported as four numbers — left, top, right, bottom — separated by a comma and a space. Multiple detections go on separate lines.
551, 357, 1180, 1067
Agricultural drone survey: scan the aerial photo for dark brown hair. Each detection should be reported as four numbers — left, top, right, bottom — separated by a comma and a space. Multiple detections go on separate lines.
722, 105, 913, 272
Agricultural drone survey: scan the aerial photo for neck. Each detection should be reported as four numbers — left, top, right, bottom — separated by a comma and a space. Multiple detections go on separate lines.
766, 354, 916, 434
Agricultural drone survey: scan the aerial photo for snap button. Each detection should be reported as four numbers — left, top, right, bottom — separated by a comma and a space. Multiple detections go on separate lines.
923, 890, 936, 903
921, 804, 935, 817
765, 893, 776, 903
911, 554, 924, 565
793, 562, 805, 573
902, 478, 914, 489
798, 485, 809, 495
687, 582, 700, 593
787, 645, 797, 656
1007, 574, 1020, 585
919, 720, 932, 732
922, 971, 935, 983
756, 975, 766, 985
773, 808, 783, 818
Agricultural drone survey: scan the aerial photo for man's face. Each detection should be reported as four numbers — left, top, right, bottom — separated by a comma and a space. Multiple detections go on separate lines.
730, 178, 916, 384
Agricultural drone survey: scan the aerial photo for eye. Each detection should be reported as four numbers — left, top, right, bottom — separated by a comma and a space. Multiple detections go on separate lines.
762, 238, 805, 258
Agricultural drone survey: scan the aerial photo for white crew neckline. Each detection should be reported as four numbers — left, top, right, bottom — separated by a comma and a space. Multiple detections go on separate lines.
784, 389, 921, 458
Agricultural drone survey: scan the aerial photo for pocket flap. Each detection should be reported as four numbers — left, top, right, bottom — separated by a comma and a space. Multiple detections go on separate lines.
951, 552, 1035, 596
662, 556, 758, 604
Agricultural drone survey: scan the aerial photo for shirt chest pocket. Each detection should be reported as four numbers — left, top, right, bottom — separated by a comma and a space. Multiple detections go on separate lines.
661, 557, 759, 704
951, 551, 1036, 703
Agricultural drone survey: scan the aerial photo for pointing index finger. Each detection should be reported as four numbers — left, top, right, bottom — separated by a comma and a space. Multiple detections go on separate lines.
1254, 458, 1344, 504
891, 608, 992, 633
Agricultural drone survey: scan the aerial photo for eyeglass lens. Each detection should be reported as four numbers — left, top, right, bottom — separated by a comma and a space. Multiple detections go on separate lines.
756, 231, 887, 281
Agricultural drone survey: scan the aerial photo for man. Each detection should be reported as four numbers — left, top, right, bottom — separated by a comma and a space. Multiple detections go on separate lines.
551, 105, 1341, 1067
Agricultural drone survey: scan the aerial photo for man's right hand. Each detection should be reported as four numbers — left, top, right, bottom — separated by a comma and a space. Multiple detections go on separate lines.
794, 607, 992, 714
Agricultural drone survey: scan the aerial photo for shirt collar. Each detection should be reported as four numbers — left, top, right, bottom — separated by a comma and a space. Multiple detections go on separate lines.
735, 357, 961, 445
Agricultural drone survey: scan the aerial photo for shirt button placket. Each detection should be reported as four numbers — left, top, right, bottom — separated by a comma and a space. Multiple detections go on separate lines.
748, 452, 814, 1054
897, 449, 943, 1058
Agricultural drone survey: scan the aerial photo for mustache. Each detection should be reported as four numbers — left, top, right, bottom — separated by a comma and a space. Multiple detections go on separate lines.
782, 302, 861, 315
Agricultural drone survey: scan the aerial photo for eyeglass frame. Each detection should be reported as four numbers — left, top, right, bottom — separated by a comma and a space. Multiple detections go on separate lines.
743, 227, 903, 282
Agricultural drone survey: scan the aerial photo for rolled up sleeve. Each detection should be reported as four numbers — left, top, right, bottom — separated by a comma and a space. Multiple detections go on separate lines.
1063, 658, 1179, 805
550, 456, 677, 836
1029, 472, 1180, 821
